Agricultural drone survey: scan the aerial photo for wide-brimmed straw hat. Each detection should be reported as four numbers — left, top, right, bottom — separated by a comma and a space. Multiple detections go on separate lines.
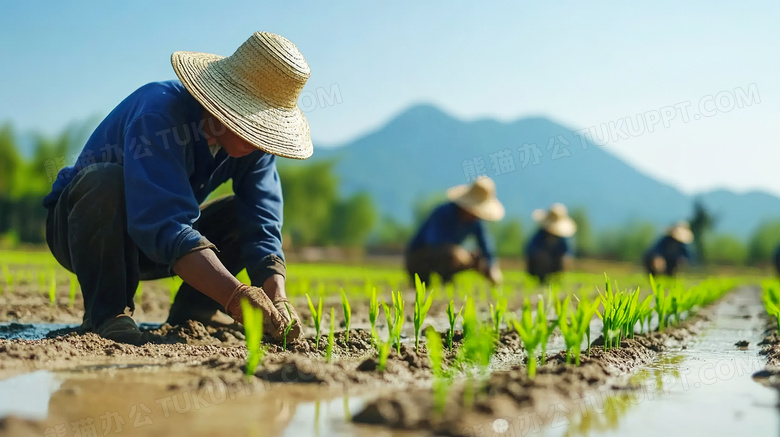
447, 177, 505, 221
532, 203, 577, 238
171, 32, 312, 159
667, 221, 694, 244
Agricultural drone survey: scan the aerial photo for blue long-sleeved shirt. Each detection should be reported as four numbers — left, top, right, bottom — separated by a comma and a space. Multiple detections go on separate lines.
525, 229, 570, 258
43, 81, 285, 283
407, 202, 496, 264
645, 236, 691, 264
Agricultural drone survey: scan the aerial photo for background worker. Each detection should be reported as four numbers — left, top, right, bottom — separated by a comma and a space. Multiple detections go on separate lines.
406, 177, 504, 286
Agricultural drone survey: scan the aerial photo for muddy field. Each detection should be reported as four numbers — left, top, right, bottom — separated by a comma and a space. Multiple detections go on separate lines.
1, 263, 779, 437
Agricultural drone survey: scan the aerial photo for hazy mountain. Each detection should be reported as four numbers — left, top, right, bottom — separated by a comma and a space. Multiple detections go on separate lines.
311, 104, 780, 239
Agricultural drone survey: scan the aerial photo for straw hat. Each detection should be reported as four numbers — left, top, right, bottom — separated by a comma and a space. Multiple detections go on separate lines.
171, 32, 312, 159
447, 177, 505, 221
532, 203, 577, 238
667, 221, 694, 244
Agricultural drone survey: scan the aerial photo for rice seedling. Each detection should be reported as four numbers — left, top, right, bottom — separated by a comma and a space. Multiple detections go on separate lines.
368, 287, 380, 346
763, 281, 780, 334
282, 303, 295, 350
426, 327, 449, 414
536, 297, 553, 365
413, 274, 434, 352
327, 307, 336, 362
48, 272, 56, 307
445, 299, 463, 352
650, 275, 672, 332
377, 339, 390, 372
598, 276, 630, 349
341, 290, 352, 343
382, 291, 405, 353
306, 293, 323, 349
556, 294, 600, 365
511, 297, 546, 378
489, 299, 507, 341
240, 298, 266, 377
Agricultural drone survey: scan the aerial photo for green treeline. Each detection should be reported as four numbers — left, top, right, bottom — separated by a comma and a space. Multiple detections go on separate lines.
1, 122, 780, 266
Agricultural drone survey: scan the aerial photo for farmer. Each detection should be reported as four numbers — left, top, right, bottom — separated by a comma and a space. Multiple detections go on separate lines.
406, 177, 504, 286
42, 32, 309, 345
525, 203, 577, 282
644, 222, 694, 277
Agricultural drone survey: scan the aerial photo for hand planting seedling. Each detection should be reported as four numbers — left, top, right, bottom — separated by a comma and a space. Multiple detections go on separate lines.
341, 290, 352, 344
413, 274, 434, 352
327, 307, 336, 362
240, 298, 266, 377
368, 287, 380, 347
283, 303, 295, 350
445, 299, 463, 352
306, 293, 323, 350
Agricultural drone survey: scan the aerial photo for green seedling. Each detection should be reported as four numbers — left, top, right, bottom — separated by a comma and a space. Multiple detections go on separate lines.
511, 297, 545, 378
556, 294, 600, 365
282, 303, 295, 350
48, 272, 56, 307
490, 299, 507, 341
536, 297, 553, 365
368, 287, 380, 346
445, 299, 463, 352
426, 327, 449, 414
377, 339, 390, 372
306, 293, 323, 350
763, 281, 780, 334
341, 290, 352, 344
68, 273, 78, 309
382, 291, 405, 353
240, 298, 266, 376
327, 307, 335, 362
598, 275, 630, 349
413, 274, 434, 352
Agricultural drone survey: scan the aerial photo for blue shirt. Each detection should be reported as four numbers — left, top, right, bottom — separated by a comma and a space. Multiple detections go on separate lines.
408, 202, 496, 264
43, 81, 284, 283
525, 229, 570, 258
645, 236, 691, 264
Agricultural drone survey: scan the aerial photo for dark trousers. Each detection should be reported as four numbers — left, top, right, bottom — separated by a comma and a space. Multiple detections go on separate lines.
404, 245, 488, 285
527, 252, 563, 283
45, 163, 244, 328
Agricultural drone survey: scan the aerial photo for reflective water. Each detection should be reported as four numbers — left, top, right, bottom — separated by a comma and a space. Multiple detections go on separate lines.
0, 371, 62, 420
0, 322, 161, 340
552, 287, 779, 436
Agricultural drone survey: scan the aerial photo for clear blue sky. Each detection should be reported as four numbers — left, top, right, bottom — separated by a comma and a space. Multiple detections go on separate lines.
1, 1, 778, 196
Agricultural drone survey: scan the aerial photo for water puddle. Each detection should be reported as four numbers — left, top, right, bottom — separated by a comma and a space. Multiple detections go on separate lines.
0, 322, 160, 340
548, 287, 779, 436
0, 371, 62, 420
0, 365, 414, 437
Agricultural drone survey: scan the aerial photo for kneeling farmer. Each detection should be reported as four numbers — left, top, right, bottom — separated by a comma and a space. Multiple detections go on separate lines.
525, 203, 577, 282
644, 222, 694, 277
406, 177, 504, 286
42, 32, 309, 345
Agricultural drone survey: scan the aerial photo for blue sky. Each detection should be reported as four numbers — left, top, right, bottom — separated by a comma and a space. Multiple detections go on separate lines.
1, 1, 778, 196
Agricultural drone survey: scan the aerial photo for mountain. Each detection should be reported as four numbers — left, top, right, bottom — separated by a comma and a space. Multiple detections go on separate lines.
311, 104, 779, 239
